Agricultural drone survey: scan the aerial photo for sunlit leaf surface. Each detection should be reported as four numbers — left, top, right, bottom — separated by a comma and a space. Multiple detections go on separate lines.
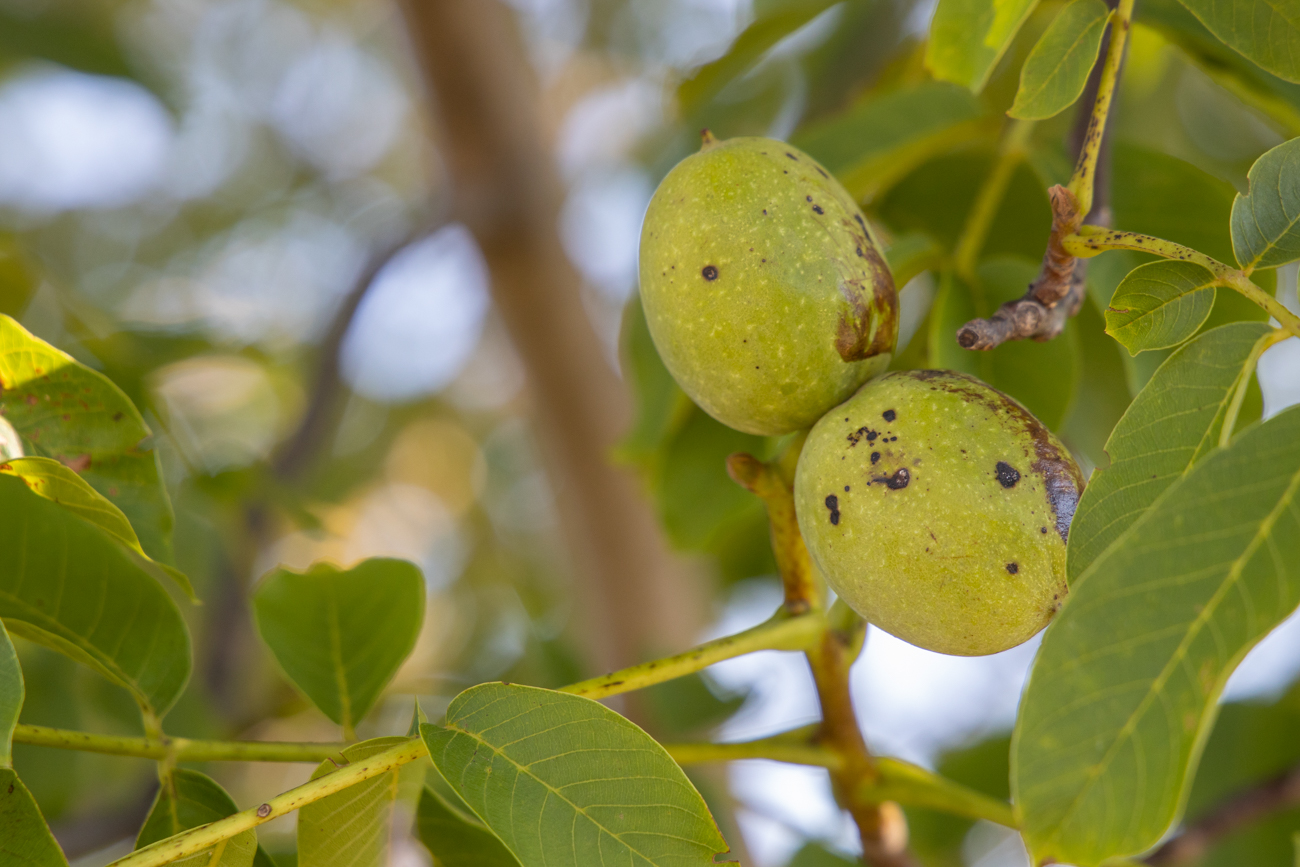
0, 315, 174, 563
926, 0, 1041, 91
0, 456, 192, 598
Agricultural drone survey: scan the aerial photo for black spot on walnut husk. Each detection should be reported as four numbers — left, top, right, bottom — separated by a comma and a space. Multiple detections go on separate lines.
702, 265, 718, 281
996, 461, 1020, 488
882, 409, 896, 422
873, 468, 910, 490
1006, 562, 1019, 575
846, 427, 877, 447
870, 452, 881, 464
824, 494, 840, 525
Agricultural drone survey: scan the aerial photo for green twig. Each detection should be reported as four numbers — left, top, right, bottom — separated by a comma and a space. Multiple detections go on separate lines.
1067, 0, 1135, 218
1063, 227, 1300, 337
11, 724, 347, 764
665, 738, 843, 769
105, 738, 428, 867
865, 758, 1018, 829
557, 609, 825, 701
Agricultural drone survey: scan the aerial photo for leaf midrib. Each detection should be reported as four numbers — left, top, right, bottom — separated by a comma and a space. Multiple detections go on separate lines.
442, 723, 699, 866
325, 582, 353, 731
1041, 459, 1300, 853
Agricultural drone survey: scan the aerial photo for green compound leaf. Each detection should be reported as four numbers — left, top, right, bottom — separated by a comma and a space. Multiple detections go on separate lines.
421, 683, 730, 867
0, 315, 174, 565
253, 559, 425, 734
136, 770, 256, 867
1177, 0, 1300, 83
0, 473, 191, 717
1014, 403, 1300, 866
0, 620, 20, 767
0, 457, 192, 598
926, 0, 1042, 92
1105, 260, 1219, 354
792, 81, 986, 201
417, 784, 522, 867
0, 768, 68, 867
298, 737, 408, 867
1067, 322, 1273, 583
1232, 137, 1300, 270
1010, 0, 1110, 119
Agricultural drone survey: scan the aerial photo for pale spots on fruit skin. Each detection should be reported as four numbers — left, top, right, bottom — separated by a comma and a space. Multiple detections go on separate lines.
638, 136, 897, 436
794, 370, 1081, 657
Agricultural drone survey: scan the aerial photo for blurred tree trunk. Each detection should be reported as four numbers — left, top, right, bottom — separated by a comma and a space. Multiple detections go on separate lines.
398, 0, 706, 679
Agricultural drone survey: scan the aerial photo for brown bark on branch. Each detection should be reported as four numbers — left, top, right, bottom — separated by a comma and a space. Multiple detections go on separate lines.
397, 0, 705, 675
1145, 764, 1300, 866
956, 185, 1085, 349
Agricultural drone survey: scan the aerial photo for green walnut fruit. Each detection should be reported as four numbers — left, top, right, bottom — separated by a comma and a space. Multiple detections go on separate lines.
638, 134, 897, 436
794, 370, 1084, 656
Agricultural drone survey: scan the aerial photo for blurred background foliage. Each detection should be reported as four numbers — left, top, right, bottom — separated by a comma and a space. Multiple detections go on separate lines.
1, 0, 1299, 864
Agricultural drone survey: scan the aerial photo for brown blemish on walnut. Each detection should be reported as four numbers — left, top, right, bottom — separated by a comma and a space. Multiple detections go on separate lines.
835, 242, 897, 362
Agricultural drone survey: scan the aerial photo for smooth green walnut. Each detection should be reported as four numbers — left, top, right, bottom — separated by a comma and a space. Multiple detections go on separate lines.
794, 370, 1083, 656
638, 134, 898, 436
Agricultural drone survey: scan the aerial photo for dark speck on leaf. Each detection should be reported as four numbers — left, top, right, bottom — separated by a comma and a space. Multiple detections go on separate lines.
883, 409, 895, 422
995, 461, 1020, 488
1006, 562, 1019, 575
702, 265, 718, 281
871, 452, 880, 464
824, 494, 840, 525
